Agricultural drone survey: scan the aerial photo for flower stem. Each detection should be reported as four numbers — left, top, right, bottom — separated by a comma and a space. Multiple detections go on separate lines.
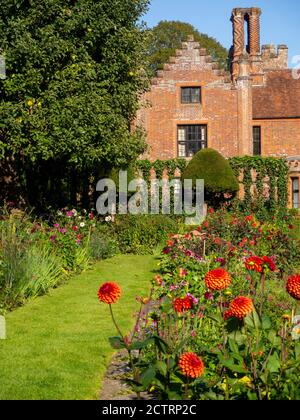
259, 272, 265, 317
109, 304, 125, 341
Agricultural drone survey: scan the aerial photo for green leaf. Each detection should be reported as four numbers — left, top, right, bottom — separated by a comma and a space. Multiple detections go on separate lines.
140, 366, 156, 388
108, 336, 126, 349
155, 361, 168, 376
129, 337, 154, 350
261, 316, 272, 330
208, 313, 223, 323
267, 330, 281, 347
228, 338, 240, 355
219, 357, 249, 374
267, 353, 281, 373
228, 330, 247, 346
244, 308, 262, 330
166, 390, 182, 400
152, 335, 171, 354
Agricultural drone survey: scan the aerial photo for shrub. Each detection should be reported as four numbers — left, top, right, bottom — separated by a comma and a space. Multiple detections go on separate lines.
89, 229, 119, 260
112, 215, 179, 254
182, 148, 239, 206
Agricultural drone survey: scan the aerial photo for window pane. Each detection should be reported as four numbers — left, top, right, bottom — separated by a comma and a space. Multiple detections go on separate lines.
253, 126, 261, 156
181, 88, 190, 103
292, 178, 299, 209
191, 88, 201, 103
178, 143, 186, 157
181, 87, 201, 104
177, 125, 207, 157
178, 128, 185, 141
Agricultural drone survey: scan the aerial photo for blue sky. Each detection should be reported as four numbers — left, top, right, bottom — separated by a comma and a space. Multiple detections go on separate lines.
143, 0, 300, 67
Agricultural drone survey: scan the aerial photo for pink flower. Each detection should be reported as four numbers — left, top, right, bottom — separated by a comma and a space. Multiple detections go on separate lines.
66, 211, 73, 218
204, 292, 213, 301
187, 293, 198, 305
60, 228, 67, 234
54, 223, 59, 228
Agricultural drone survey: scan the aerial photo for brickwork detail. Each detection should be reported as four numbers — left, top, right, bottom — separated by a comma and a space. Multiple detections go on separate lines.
249, 13, 260, 55
233, 14, 244, 57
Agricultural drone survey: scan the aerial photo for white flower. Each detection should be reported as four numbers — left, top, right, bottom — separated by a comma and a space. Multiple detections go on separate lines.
105, 216, 112, 222
72, 209, 77, 217
57, 210, 63, 216
291, 325, 300, 341
80, 222, 85, 228
292, 316, 300, 326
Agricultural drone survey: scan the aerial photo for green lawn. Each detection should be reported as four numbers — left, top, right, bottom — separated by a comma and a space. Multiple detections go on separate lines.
0, 255, 156, 400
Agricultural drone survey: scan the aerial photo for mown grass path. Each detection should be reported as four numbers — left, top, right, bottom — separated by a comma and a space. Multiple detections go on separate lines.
0, 255, 156, 400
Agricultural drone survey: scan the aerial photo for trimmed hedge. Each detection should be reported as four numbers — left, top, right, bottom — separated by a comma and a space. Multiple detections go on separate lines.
182, 148, 239, 204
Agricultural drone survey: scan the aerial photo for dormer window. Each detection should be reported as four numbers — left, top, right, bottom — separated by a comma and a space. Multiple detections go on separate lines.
181, 87, 201, 104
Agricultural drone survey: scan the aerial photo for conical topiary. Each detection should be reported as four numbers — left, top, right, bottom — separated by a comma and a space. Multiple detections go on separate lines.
182, 148, 239, 206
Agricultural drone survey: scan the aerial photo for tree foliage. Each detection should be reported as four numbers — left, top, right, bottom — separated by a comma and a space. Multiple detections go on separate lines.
0, 0, 150, 169
147, 21, 228, 73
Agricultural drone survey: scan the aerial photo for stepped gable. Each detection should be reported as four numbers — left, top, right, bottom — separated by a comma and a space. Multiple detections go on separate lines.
151, 35, 231, 87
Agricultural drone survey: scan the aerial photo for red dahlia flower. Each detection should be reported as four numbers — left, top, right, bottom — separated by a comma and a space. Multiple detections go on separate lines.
178, 353, 205, 378
245, 256, 263, 273
262, 256, 277, 272
173, 296, 194, 313
98, 282, 121, 304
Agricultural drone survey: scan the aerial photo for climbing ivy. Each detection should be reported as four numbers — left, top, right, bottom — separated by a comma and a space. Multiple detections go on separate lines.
136, 158, 187, 183
229, 156, 289, 215
137, 157, 289, 215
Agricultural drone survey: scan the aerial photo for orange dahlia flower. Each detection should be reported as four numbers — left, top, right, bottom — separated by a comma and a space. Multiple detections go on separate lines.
205, 268, 232, 291
224, 296, 254, 320
245, 256, 263, 273
98, 282, 121, 304
286, 275, 300, 301
179, 353, 205, 379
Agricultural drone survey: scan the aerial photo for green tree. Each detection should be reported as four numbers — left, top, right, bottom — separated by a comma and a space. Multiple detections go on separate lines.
0, 0, 150, 207
147, 21, 228, 73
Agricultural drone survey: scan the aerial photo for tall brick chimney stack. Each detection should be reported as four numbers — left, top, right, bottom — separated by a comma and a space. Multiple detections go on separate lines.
231, 7, 262, 82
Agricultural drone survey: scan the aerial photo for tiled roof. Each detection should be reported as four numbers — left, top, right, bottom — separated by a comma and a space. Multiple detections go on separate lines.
253, 70, 300, 119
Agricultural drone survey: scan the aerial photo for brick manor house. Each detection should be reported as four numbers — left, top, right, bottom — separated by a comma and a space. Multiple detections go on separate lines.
136, 7, 300, 209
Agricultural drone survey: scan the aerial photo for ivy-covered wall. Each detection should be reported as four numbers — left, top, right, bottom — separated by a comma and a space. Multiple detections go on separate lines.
136, 156, 290, 214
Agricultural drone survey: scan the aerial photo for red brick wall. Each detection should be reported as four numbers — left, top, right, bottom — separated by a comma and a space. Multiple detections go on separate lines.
256, 119, 300, 157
